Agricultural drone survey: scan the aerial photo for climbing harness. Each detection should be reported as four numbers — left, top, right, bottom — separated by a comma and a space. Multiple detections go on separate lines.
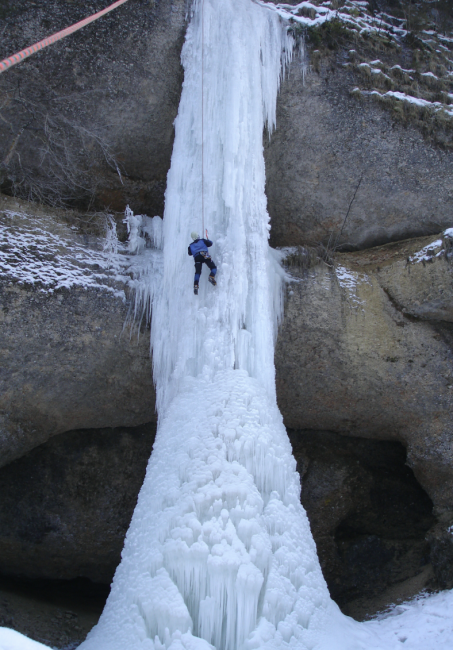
0, 0, 130, 74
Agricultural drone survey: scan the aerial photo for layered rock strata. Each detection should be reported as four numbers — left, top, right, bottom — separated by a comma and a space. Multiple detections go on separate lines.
275, 235, 453, 529
1, 198, 452, 608
265, 61, 453, 250
0, 0, 186, 214
0, 423, 156, 584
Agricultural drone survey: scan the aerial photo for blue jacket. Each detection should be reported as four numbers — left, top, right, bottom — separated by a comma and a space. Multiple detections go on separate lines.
188, 238, 213, 258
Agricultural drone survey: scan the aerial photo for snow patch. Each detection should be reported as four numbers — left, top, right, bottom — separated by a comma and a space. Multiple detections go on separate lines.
0, 628, 51, 650
390, 64, 415, 74
264, 0, 408, 41
409, 238, 444, 264
355, 89, 453, 117
0, 206, 165, 314
0, 209, 129, 298
358, 62, 391, 79
363, 589, 453, 649
335, 264, 370, 309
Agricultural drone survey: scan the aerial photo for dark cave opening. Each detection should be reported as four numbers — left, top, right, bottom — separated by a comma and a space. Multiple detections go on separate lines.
0, 573, 109, 612
0, 424, 441, 646
288, 429, 437, 618
0, 573, 109, 648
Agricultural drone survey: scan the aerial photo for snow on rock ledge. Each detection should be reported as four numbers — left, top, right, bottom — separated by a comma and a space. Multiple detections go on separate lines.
0, 200, 129, 297
0, 196, 157, 468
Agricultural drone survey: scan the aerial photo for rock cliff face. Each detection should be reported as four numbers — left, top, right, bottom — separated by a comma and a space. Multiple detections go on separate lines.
0, 0, 186, 214
0, 196, 156, 468
275, 235, 453, 525
1, 281, 156, 465
290, 430, 435, 615
1, 193, 452, 613
265, 6, 453, 251
265, 61, 453, 250
1, 0, 453, 631
275, 236, 453, 602
0, 423, 155, 584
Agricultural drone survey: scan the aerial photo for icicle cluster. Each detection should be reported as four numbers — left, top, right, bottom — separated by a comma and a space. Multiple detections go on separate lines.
123, 207, 164, 331
78, 1, 353, 649
149, 0, 295, 414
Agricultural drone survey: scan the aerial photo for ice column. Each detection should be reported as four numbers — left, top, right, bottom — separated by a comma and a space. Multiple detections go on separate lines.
78, 1, 343, 649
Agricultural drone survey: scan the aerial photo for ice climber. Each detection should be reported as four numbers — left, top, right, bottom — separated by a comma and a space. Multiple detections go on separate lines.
188, 231, 217, 295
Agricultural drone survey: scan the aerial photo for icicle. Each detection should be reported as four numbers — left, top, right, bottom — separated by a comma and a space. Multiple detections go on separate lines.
124, 207, 164, 335
77, 2, 351, 649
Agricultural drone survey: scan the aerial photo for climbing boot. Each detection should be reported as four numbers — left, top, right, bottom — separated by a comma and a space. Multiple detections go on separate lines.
194, 284, 199, 295
208, 275, 217, 287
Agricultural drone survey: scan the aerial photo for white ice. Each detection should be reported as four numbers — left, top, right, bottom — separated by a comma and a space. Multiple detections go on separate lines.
2, 1, 453, 650
78, 0, 339, 649
66, 1, 453, 649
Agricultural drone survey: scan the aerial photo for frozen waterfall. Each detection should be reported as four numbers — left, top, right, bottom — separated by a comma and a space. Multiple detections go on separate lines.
78, 1, 371, 649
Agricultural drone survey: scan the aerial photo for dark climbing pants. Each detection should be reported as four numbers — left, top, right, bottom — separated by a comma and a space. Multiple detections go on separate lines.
194, 257, 217, 285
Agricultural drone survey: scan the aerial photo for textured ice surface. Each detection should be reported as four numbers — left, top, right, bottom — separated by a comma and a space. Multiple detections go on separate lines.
4, 587, 453, 649
3, 2, 453, 648
80, 371, 339, 650
124, 208, 164, 331
147, 0, 294, 415
78, 0, 337, 648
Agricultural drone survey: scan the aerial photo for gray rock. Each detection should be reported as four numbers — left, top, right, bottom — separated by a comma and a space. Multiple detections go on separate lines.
0, 279, 156, 467
265, 62, 453, 250
377, 234, 453, 322
428, 524, 453, 590
0, 423, 155, 584
289, 430, 435, 610
0, 194, 156, 467
275, 237, 453, 525
0, 0, 186, 214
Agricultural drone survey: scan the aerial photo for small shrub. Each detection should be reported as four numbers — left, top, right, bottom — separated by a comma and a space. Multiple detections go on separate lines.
297, 6, 316, 20
306, 19, 352, 51
284, 244, 335, 271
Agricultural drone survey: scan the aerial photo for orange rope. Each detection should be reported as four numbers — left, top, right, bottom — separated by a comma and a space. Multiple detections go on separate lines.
0, 0, 130, 74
